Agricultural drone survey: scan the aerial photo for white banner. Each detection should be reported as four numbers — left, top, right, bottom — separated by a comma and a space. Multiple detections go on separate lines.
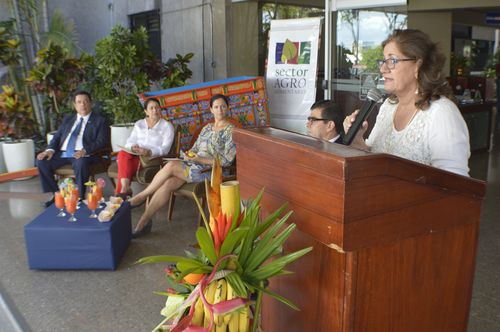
266, 17, 321, 134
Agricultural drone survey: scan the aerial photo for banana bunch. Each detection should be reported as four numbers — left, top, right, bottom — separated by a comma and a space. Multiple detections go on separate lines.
192, 279, 250, 332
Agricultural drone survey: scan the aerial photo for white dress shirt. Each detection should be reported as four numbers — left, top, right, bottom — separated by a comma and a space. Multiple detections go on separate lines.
328, 135, 340, 143
125, 118, 174, 157
58, 113, 91, 152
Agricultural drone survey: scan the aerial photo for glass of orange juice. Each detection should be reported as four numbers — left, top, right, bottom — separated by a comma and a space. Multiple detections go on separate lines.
54, 191, 66, 217
65, 195, 78, 222
87, 192, 98, 218
71, 184, 80, 208
93, 185, 104, 207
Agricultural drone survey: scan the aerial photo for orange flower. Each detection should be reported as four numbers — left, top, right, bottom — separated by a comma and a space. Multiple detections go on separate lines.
183, 273, 205, 285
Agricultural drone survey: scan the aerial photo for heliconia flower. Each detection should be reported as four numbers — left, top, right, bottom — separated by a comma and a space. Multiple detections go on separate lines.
223, 214, 232, 239
182, 326, 210, 332
171, 307, 195, 332
166, 288, 178, 295
165, 265, 175, 276
211, 298, 252, 315
206, 157, 222, 229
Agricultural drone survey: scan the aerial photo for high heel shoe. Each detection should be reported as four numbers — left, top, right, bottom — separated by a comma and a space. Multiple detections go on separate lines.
128, 197, 146, 209
132, 220, 152, 238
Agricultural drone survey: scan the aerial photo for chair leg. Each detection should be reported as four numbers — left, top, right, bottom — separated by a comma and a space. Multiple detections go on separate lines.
197, 196, 206, 227
109, 177, 116, 190
167, 192, 176, 222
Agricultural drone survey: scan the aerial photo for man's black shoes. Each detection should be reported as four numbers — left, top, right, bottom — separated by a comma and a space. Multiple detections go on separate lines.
43, 196, 55, 208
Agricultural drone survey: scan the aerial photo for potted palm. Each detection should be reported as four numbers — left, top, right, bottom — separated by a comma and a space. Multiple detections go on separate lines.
0, 85, 36, 176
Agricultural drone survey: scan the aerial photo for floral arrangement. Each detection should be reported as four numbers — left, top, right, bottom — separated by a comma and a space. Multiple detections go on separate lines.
138, 158, 312, 332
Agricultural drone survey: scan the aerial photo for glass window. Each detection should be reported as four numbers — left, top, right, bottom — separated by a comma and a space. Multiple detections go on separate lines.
130, 10, 161, 60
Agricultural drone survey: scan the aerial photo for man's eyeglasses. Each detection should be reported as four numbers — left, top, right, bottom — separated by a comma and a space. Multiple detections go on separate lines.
377, 57, 416, 70
307, 116, 329, 123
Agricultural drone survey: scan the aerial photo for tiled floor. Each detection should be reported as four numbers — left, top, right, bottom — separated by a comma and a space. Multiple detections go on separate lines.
0, 178, 200, 332
0, 140, 499, 331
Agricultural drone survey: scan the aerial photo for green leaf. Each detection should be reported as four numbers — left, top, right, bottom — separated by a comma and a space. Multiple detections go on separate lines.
237, 205, 260, 268
282, 39, 297, 63
135, 255, 200, 265
177, 261, 212, 274
244, 222, 296, 273
225, 272, 248, 298
196, 227, 217, 265
255, 202, 288, 237
253, 283, 300, 311
219, 228, 248, 258
251, 210, 293, 262
246, 247, 313, 281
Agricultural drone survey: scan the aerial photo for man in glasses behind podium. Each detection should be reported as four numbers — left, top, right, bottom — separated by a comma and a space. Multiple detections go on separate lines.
306, 100, 344, 144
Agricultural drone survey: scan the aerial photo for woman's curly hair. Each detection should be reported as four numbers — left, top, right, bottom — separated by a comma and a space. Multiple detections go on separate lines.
382, 29, 455, 110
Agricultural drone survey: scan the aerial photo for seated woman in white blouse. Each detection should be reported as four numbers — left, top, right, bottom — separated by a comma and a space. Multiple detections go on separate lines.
344, 29, 470, 177
116, 98, 174, 196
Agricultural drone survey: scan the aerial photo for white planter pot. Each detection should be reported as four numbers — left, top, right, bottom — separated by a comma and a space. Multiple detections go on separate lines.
0, 141, 7, 173
2, 139, 35, 180
110, 124, 134, 152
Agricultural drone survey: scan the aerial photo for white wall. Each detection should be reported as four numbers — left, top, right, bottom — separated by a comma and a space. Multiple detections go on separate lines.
0, 0, 10, 22
160, 0, 228, 83
46, 0, 156, 54
408, 12, 452, 76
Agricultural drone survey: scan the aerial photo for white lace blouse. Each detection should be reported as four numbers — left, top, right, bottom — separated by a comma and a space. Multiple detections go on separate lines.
366, 97, 470, 176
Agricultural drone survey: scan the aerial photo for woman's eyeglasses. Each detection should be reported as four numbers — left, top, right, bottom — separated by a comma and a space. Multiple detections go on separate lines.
307, 116, 329, 123
377, 57, 416, 70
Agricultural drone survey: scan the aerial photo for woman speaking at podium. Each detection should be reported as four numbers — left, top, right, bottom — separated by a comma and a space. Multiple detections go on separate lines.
344, 29, 470, 177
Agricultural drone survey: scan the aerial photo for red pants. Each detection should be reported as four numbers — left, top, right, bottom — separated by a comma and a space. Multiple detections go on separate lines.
116, 150, 140, 193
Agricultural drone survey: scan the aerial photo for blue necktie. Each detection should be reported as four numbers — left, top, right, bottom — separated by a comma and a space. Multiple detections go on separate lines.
61, 117, 83, 158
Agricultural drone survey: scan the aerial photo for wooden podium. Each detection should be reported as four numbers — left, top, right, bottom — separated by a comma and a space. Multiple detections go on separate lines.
233, 127, 486, 332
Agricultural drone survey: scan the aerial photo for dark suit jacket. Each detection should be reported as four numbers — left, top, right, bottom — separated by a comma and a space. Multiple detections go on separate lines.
334, 135, 344, 145
48, 112, 109, 155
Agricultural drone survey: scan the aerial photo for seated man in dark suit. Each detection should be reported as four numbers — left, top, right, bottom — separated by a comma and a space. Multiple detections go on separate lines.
37, 90, 109, 206
306, 100, 344, 144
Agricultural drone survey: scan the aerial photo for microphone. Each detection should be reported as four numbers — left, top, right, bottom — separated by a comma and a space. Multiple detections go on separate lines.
342, 88, 384, 145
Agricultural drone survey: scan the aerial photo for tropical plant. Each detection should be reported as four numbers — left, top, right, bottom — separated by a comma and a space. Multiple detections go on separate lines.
0, 20, 22, 91
90, 25, 194, 124
91, 25, 151, 124
0, 85, 35, 139
161, 53, 194, 89
26, 42, 88, 131
3, 3, 81, 137
138, 159, 312, 331
41, 9, 79, 57
142, 52, 194, 90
